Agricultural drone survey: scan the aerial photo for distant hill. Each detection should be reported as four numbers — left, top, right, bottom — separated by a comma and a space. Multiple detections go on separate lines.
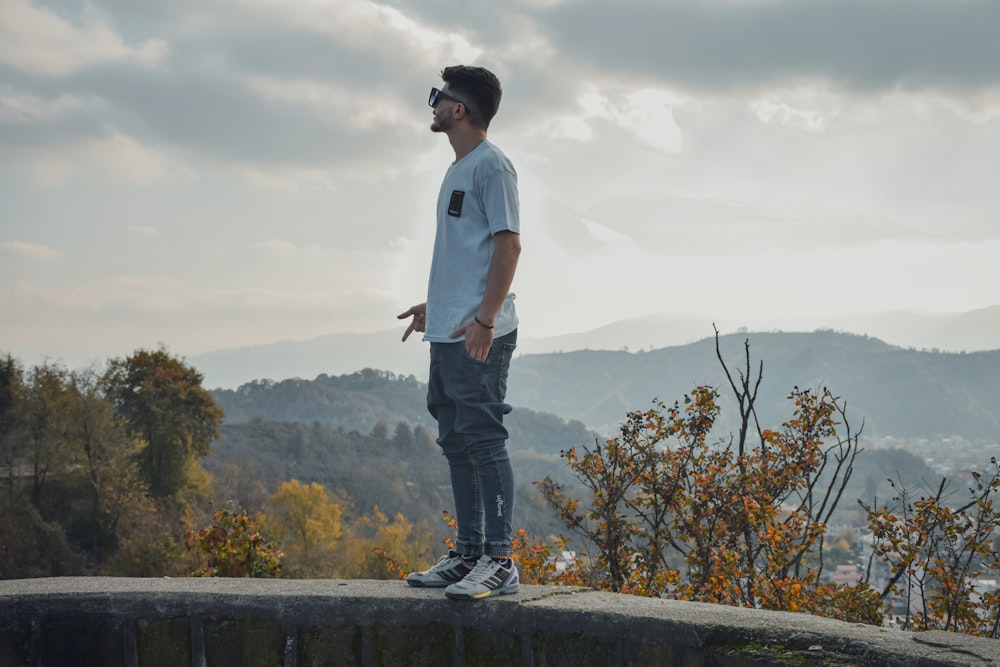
212, 369, 432, 430
208, 331, 1000, 442
189, 307, 1000, 390
206, 362, 958, 536
208, 369, 603, 538
192, 329, 431, 390
525, 306, 1000, 357
209, 367, 603, 483
509, 331, 1000, 439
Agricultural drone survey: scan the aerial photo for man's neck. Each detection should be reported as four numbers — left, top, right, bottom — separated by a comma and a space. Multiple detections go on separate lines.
448, 127, 488, 162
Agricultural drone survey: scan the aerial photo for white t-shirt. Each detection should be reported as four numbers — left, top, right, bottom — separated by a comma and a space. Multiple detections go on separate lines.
424, 140, 519, 342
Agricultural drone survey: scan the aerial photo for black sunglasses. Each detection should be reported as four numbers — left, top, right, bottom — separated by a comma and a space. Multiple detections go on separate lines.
428, 87, 465, 108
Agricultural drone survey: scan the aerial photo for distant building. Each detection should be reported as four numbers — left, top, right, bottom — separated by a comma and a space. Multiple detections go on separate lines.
832, 564, 863, 585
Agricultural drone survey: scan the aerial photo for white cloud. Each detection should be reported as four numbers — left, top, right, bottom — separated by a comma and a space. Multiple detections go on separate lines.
752, 86, 842, 133
1, 0, 998, 366
0, 241, 62, 261
541, 1, 1000, 95
0, 0, 168, 76
9, 131, 177, 186
243, 76, 352, 109
514, 0, 567, 8
494, 14, 557, 66
250, 239, 306, 257
233, 165, 340, 192
0, 89, 86, 123
242, 75, 421, 133
576, 87, 686, 154
581, 219, 634, 247
219, 0, 480, 65
531, 115, 594, 142
0, 272, 402, 362
4, 273, 379, 318
624, 89, 686, 154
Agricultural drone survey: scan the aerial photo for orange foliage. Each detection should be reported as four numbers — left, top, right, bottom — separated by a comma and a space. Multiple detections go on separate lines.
535, 332, 884, 625
384, 331, 1000, 638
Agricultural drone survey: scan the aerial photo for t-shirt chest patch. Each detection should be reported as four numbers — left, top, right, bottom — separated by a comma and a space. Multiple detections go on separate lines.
447, 190, 465, 217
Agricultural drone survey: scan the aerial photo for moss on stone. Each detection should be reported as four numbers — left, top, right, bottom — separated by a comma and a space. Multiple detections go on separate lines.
371, 622, 453, 666
707, 641, 862, 667
136, 617, 191, 667
298, 624, 361, 666
202, 617, 283, 667
530, 631, 614, 666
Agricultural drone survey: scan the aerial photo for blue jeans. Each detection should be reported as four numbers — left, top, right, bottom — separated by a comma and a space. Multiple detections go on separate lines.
427, 330, 517, 558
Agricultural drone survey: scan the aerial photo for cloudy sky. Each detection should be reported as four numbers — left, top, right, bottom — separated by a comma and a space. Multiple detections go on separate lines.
2, 0, 998, 369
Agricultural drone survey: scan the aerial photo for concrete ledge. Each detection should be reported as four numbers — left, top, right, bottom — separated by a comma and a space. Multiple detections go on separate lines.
2, 577, 999, 666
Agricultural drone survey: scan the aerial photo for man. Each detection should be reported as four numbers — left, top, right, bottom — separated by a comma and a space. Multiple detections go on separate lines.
398, 65, 521, 600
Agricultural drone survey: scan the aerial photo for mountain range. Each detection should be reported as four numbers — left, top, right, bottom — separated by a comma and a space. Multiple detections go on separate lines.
206, 327, 1000, 450
511, 330, 1000, 439
190, 307, 1000, 391
206, 335, 992, 536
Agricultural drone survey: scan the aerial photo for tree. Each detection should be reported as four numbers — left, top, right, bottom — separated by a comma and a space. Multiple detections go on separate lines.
0, 354, 26, 491
0, 493, 79, 578
537, 331, 882, 622
23, 362, 77, 505
0, 351, 222, 577
342, 506, 421, 580
187, 506, 283, 578
391, 422, 413, 448
101, 347, 223, 499
371, 420, 389, 440
69, 368, 146, 556
264, 480, 344, 577
862, 464, 1000, 636
0, 356, 156, 576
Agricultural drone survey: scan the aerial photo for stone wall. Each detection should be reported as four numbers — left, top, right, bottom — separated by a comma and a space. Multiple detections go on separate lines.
2, 577, 998, 666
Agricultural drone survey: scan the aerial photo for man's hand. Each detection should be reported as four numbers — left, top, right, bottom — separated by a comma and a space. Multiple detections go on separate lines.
398, 303, 427, 342
450, 319, 493, 361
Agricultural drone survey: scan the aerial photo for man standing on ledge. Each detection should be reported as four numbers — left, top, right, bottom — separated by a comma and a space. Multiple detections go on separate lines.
398, 65, 521, 600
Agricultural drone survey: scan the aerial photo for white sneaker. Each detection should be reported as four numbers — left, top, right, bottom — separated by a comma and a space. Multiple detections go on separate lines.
406, 550, 475, 588
444, 556, 519, 600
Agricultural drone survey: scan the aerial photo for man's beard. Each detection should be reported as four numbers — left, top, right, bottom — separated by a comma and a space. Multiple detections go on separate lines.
430, 108, 453, 133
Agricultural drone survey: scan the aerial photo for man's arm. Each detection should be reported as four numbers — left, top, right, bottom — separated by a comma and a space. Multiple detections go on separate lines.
477, 231, 521, 326
450, 230, 521, 361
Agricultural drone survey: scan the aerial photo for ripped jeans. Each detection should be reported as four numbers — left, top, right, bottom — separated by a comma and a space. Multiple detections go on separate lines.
427, 330, 517, 558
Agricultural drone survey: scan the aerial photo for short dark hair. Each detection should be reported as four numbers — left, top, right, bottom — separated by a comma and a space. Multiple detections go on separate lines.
441, 65, 502, 129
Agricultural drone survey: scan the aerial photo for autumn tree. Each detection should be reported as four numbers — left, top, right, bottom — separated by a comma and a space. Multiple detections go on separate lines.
187, 506, 283, 578
0, 354, 25, 489
0, 357, 81, 577
68, 368, 146, 556
22, 362, 77, 505
0, 351, 219, 577
341, 506, 436, 580
371, 420, 389, 440
533, 331, 1000, 636
537, 331, 883, 622
101, 347, 223, 500
264, 479, 344, 577
863, 464, 1000, 636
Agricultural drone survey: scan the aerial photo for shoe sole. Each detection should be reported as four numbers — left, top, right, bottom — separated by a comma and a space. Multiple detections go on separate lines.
406, 578, 453, 588
445, 583, 520, 600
